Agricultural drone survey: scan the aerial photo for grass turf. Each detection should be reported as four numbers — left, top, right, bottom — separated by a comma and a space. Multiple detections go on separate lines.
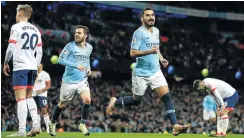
1, 132, 243, 138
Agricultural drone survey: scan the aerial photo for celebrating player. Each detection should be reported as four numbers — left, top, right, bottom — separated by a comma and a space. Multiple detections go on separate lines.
193, 78, 239, 137
202, 95, 217, 134
106, 8, 189, 136
33, 63, 51, 133
49, 25, 93, 136
3, 4, 42, 137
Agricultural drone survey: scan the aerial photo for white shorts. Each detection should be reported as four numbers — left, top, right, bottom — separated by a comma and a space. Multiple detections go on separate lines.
203, 109, 216, 120
132, 70, 168, 96
60, 80, 90, 101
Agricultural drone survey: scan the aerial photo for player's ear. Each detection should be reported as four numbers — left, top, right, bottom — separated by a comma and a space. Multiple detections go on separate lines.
140, 16, 143, 22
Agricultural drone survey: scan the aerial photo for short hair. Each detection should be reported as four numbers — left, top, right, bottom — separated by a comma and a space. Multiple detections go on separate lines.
140, 7, 154, 17
17, 4, 33, 18
76, 25, 89, 35
193, 79, 202, 89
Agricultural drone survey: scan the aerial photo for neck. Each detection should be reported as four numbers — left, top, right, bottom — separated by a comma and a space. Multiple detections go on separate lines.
18, 17, 28, 22
77, 41, 86, 48
38, 70, 42, 73
143, 24, 153, 32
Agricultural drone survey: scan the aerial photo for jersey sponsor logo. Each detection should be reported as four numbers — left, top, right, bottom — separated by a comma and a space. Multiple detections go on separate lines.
146, 42, 160, 48
132, 37, 136, 43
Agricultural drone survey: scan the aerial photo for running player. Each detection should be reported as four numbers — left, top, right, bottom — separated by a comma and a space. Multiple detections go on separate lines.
3, 4, 42, 137
193, 78, 239, 137
106, 8, 189, 136
33, 63, 51, 133
48, 25, 92, 136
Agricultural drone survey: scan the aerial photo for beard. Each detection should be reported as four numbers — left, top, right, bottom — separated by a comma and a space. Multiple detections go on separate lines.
75, 37, 85, 43
143, 19, 155, 27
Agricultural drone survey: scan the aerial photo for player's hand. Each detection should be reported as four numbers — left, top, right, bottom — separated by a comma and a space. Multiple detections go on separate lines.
36, 89, 44, 94
3, 64, 10, 76
160, 59, 169, 68
77, 65, 86, 71
149, 46, 159, 54
87, 70, 92, 76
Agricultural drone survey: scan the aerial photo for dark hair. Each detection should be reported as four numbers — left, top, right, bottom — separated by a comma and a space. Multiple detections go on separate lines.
193, 79, 202, 89
76, 25, 89, 35
140, 7, 154, 17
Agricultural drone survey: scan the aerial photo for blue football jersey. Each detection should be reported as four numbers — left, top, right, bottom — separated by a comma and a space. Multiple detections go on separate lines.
58, 41, 92, 83
131, 26, 160, 77
203, 95, 217, 111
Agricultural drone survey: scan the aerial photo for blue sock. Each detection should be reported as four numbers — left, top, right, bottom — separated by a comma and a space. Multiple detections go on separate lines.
161, 93, 177, 125
81, 104, 90, 124
51, 104, 62, 123
114, 96, 141, 107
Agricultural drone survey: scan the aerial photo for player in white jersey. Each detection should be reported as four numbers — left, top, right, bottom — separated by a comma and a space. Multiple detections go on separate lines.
3, 4, 42, 137
33, 63, 51, 133
193, 78, 239, 137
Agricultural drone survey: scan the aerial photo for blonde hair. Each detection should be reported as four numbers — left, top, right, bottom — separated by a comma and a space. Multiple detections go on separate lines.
17, 4, 33, 18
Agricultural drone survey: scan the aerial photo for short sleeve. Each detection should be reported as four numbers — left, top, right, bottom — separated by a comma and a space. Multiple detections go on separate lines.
44, 72, 51, 81
37, 31, 43, 47
8, 25, 18, 44
59, 43, 71, 59
131, 30, 142, 50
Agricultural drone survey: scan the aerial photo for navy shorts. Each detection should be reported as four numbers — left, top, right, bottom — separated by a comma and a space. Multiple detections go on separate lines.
224, 91, 239, 110
12, 70, 37, 90
33, 96, 48, 108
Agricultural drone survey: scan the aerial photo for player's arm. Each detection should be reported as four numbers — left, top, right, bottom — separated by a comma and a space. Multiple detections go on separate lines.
211, 89, 225, 108
3, 26, 18, 76
130, 31, 157, 57
36, 32, 43, 67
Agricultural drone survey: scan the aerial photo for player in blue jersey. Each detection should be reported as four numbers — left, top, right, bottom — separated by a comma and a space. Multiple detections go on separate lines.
106, 8, 189, 136
202, 95, 217, 134
49, 25, 92, 136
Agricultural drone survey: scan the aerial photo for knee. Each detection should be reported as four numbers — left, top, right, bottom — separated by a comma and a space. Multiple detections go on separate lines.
83, 97, 91, 104
41, 108, 48, 115
58, 101, 68, 109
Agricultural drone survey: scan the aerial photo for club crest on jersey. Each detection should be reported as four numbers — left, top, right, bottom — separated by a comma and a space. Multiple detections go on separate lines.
132, 37, 136, 43
63, 49, 68, 54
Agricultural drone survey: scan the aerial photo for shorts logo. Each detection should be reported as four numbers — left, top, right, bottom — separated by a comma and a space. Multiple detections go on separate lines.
132, 37, 136, 43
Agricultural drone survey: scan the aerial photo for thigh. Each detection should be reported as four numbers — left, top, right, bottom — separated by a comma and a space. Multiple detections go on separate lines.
209, 111, 216, 119
77, 80, 90, 95
12, 70, 28, 90
203, 110, 210, 120
27, 70, 37, 89
224, 91, 239, 111
150, 70, 168, 90
60, 83, 76, 101
132, 74, 149, 96
33, 96, 40, 108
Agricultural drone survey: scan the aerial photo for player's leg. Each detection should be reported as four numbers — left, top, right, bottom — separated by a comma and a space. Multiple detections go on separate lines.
78, 82, 91, 136
6, 71, 28, 137
33, 96, 42, 132
49, 83, 75, 136
25, 70, 40, 137
39, 96, 50, 133
151, 70, 189, 136
106, 74, 148, 115
203, 110, 210, 134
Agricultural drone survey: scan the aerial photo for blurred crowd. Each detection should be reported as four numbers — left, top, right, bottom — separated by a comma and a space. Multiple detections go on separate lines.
1, 76, 244, 134
1, 1, 244, 134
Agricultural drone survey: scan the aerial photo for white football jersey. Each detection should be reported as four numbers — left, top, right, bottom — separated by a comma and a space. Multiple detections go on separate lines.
203, 78, 236, 98
8, 21, 42, 71
33, 71, 51, 97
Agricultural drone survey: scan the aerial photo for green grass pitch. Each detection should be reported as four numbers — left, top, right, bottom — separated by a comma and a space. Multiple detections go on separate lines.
1, 132, 243, 138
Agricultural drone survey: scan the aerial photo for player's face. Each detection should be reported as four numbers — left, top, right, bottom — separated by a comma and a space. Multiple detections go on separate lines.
75, 28, 86, 43
197, 82, 206, 91
141, 10, 155, 27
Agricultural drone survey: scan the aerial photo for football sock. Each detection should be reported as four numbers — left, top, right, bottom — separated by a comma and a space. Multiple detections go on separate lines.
161, 93, 177, 125
37, 114, 41, 129
43, 114, 50, 131
51, 105, 62, 123
26, 97, 39, 129
114, 96, 141, 107
221, 115, 229, 135
217, 115, 223, 134
17, 99, 28, 133
81, 104, 91, 124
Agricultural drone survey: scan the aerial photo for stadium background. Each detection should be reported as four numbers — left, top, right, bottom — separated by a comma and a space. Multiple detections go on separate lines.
1, 1, 244, 134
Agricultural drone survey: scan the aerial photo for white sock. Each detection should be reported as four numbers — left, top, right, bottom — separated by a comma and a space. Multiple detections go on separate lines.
37, 114, 41, 129
221, 115, 229, 135
217, 115, 223, 135
26, 97, 39, 129
43, 114, 50, 131
17, 99, 28, 133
